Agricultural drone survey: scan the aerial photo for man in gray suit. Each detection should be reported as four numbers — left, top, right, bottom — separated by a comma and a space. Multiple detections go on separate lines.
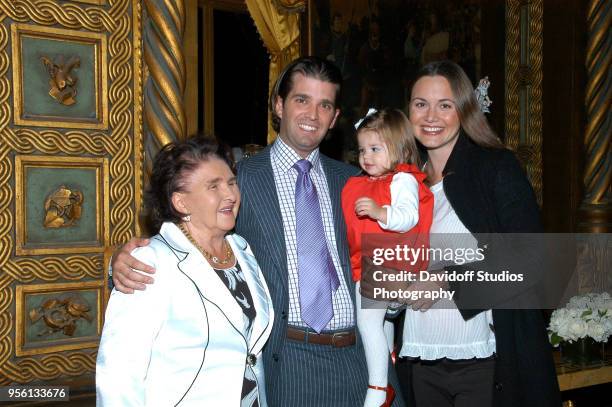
111, 56, 405, 407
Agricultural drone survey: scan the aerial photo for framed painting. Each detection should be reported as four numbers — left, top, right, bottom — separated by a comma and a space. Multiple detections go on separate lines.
306, 0, 485, 162
305, 0, 543, 202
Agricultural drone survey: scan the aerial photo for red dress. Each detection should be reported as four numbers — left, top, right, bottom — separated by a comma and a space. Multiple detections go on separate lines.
341, 163, 434, 281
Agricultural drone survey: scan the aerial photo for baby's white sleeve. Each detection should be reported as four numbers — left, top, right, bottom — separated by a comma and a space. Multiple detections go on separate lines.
377, 172, 419, 232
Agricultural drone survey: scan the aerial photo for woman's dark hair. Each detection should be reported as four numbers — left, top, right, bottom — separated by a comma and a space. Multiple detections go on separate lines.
412, 60, 503, 149
269, 56, 343, 133
146, 134, 235, 231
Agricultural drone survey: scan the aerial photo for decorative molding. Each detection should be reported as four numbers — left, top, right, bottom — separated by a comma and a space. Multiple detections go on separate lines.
527, 0, 543, 206
7, 351, 98, 383
0, 0, 115, 31
4, 256, 104, 282
505, 1, 520, 151
133, 0, 144, 236
505, 0, 543, 205
9, 129, 116, 155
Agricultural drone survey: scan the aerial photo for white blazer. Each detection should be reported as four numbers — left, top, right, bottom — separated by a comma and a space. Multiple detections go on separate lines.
96, 222, 274, 406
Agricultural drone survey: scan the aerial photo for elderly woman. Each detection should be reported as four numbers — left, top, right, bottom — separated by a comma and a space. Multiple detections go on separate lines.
96, 136, 274, 406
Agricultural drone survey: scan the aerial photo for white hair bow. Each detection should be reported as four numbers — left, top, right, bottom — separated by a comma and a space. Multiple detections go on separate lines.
354, 108, 378, 130
474, 77, 492, 114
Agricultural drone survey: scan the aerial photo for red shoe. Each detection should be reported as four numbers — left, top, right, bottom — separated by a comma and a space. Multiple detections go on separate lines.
367, 384, 395, 407
390, 349, 397, 365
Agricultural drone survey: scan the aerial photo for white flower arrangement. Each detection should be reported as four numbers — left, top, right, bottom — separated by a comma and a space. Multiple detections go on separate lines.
548, 292, 612, 346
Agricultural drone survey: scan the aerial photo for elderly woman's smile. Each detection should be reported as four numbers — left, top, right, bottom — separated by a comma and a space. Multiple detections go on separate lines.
174, 157, 241, 237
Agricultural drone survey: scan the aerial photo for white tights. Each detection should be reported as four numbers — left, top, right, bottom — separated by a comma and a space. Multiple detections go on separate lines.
356, 282, 394, 407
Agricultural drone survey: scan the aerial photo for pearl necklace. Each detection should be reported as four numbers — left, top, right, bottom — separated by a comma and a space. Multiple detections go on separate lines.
178, 223, 234, 265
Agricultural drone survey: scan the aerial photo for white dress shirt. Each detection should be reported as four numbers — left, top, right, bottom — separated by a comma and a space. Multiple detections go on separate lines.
270, 138, 354, 330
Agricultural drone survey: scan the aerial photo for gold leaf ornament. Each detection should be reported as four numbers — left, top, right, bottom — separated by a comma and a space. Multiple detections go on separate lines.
29, 295, 92, 337
43, 186, 84, 228
40, 55, 81, 106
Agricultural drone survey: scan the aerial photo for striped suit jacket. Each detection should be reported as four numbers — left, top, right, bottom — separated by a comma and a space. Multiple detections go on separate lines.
235, 145, 361, 398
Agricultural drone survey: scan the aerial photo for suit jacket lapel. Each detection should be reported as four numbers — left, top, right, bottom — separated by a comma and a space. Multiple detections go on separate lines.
228, 234, 272, 355
245, 148, 289, 291
159, 223, 246, 337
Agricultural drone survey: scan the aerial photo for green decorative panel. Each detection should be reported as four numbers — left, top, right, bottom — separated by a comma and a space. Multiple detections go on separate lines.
11, 23, 109, 129
25, 166, 98, 245
15, 155, 109, 255
24, 289, 99, 344
20, 35, 96, 120
15, 282, 104, 357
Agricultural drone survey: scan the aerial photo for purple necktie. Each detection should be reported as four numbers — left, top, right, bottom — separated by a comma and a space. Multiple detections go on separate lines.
294, 159, 340, 333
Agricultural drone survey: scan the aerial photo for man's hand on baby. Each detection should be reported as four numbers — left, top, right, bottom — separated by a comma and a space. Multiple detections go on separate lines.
112, 237, 155, 294
354, 197, 385, 222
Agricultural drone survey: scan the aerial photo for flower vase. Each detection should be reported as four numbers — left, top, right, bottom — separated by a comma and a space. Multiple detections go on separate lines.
561, 337, 604, 366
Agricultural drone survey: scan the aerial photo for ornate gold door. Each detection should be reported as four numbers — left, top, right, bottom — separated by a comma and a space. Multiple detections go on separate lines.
0, 0, 143, 387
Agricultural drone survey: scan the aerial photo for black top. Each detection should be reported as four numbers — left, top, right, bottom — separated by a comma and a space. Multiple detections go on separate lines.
213, 262, 258, 407
442, 133, 560, 407
214, 262, 256, 329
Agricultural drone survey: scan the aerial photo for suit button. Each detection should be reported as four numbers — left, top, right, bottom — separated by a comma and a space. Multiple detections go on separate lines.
247, 353, 257, 366
281, 312, 287, 320
272, 354, 279, 362
494, 382, 503, 391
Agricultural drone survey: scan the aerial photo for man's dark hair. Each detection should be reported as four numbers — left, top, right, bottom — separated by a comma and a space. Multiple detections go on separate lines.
146, 134, 235, 232
269, 56, 343, 133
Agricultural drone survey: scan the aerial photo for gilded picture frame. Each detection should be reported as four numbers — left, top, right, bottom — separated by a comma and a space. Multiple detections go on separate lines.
15, 155, 110, 255
11, 23, 109, 129
15, 281, 104, 357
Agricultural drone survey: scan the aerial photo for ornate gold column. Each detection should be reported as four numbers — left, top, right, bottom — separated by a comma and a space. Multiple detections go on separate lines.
143, 0, 186, 171
505, 0, 544, 205
579, 0, 611, 233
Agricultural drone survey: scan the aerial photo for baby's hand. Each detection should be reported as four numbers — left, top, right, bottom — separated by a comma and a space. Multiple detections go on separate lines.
354, 197, 386, 222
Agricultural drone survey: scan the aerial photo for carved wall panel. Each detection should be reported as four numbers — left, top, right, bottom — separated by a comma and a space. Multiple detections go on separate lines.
0, 0, 143, 385
14, 155, 109, 256
11, 24, 109, 129
15, 281, 104, 357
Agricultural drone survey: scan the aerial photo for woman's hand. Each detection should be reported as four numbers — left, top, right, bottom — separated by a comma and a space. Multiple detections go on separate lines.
360, 258, 450, 312
403, 279, 449, 312
111, 237, 155, 294
354, 197, 386, 224
359, 256, 410, 300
